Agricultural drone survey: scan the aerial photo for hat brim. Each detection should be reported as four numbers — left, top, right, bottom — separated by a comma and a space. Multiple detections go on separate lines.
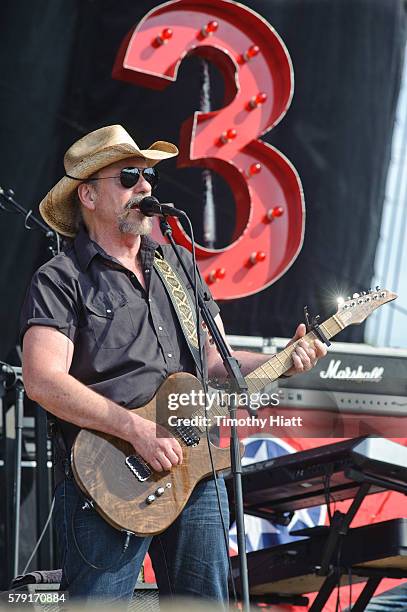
39, 140, 178, 237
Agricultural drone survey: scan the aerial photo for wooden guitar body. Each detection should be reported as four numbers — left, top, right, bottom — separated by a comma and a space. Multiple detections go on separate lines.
72, 372, 233, 536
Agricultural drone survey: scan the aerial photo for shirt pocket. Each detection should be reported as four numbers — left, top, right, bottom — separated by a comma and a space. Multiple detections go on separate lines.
85, 295, 135, 349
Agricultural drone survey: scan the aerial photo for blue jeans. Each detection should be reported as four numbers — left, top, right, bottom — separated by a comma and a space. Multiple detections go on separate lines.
342, 582, 407, 611
53, 475, 230, 605
364, 582, 407, 611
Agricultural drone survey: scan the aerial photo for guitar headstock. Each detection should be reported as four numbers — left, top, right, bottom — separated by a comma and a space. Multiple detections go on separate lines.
336, 288, 397, 326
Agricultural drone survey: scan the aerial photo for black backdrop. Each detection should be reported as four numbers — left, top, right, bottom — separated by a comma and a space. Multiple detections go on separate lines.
0, 0, 405, 361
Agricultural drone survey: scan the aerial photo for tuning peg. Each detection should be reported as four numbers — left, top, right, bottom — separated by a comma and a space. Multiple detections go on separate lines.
352, 293, 359, 298
375, 285, 380, 290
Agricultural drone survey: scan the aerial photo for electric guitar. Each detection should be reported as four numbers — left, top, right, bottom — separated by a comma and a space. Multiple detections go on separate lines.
71, 289, 396, 536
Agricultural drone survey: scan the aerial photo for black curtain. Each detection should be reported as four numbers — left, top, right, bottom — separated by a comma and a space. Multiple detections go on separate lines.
0, 0, 79, 360
0, 0, 405, 361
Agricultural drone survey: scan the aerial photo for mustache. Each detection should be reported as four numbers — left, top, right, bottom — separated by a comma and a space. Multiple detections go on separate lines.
124, 195, 146, 211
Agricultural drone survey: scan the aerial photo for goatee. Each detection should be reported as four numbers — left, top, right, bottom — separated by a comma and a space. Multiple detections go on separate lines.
118, 217, 152, 235
118, 194, 153, 235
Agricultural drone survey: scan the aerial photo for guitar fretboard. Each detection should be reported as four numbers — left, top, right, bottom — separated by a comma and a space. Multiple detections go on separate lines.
245, 315, 344, 394
190, 315, 345, 430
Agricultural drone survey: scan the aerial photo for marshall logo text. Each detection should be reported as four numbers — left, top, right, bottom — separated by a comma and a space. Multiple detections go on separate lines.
319, 359, 384, 382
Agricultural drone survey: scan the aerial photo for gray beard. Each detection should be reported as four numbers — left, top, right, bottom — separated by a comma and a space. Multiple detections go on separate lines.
118, 216, 152, 235
118, 194, 153, 235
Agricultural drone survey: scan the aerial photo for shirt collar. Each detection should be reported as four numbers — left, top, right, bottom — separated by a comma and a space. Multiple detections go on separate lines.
74, 224, 160, 271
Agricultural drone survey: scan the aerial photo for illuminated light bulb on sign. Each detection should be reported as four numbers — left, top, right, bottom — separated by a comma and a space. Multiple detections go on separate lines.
248, 92, 268, 110
265, 206, 284, 222
200, 20, 219, 38
246, 163, 262, 178
207, 268, 226, 284
153, 28, 173, 46
238, 44, 260, 64
218, 128, 237, 145
246, 44, 260, 61
249, 251, 266, 265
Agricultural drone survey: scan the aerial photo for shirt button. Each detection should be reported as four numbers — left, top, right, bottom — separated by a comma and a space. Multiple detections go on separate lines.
158, 326, 163, 331
145, 269, 150, 274
148, 298, 152, 302
167, 353, 173, 358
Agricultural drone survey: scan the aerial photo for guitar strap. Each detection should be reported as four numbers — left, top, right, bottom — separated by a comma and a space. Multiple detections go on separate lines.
153, 251, 203, 378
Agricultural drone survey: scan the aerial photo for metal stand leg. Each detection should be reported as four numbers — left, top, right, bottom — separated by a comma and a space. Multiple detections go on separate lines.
351, 577, 382, 612
309, 572, 339, 612
35, 404, 53, 570
1, 394, 11, 589
12, 382, 24, 578
230, 414, 250, 612
3, 397, 14, 587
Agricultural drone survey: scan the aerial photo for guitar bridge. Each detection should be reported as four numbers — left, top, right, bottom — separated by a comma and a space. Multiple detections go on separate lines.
174, 424, 200, 447
125, 455, 152, 482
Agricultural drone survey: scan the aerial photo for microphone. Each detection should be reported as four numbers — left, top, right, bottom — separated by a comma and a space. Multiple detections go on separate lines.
138, 196, 186, 219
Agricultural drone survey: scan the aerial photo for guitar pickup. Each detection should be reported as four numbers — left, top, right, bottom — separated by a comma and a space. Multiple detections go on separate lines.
125, 455, 152, 482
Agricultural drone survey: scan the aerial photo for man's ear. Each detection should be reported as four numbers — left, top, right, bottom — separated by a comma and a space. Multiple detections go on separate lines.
78, 182, 97, 211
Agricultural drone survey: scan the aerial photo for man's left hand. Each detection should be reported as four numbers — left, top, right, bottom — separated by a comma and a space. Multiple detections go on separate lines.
284, 323, 328, 377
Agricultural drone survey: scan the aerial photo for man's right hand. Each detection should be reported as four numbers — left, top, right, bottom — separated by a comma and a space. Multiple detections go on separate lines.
128, 412, 183, 472
22, 327, 182, 473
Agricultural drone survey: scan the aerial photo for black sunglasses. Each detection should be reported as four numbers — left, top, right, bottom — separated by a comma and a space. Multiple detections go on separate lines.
68, 167, 159, 190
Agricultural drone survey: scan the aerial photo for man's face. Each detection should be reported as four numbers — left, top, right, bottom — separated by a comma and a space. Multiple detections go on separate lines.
88, 156, 154, 236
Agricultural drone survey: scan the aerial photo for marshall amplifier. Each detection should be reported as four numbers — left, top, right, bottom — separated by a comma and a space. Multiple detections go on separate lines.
227, 336, 407, 437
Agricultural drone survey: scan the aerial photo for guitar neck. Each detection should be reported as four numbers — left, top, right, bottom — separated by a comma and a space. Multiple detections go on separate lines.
197, 286, 396, 425
245, 314, 344, 394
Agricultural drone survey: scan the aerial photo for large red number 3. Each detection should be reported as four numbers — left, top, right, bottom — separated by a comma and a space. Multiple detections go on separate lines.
113, 0, 304, 300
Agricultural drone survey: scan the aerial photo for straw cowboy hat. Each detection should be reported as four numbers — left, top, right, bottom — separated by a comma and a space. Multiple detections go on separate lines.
39, 124, 179, 237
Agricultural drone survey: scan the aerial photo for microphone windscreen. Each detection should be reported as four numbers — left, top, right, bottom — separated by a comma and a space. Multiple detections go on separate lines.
139, 196, 161, 216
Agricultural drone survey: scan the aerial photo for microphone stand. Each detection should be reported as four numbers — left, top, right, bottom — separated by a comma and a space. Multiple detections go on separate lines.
159, 217, 251, 612
0, 187, 59, 256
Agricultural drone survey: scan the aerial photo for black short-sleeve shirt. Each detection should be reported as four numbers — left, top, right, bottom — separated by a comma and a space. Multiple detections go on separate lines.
20, 225, 219, 449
